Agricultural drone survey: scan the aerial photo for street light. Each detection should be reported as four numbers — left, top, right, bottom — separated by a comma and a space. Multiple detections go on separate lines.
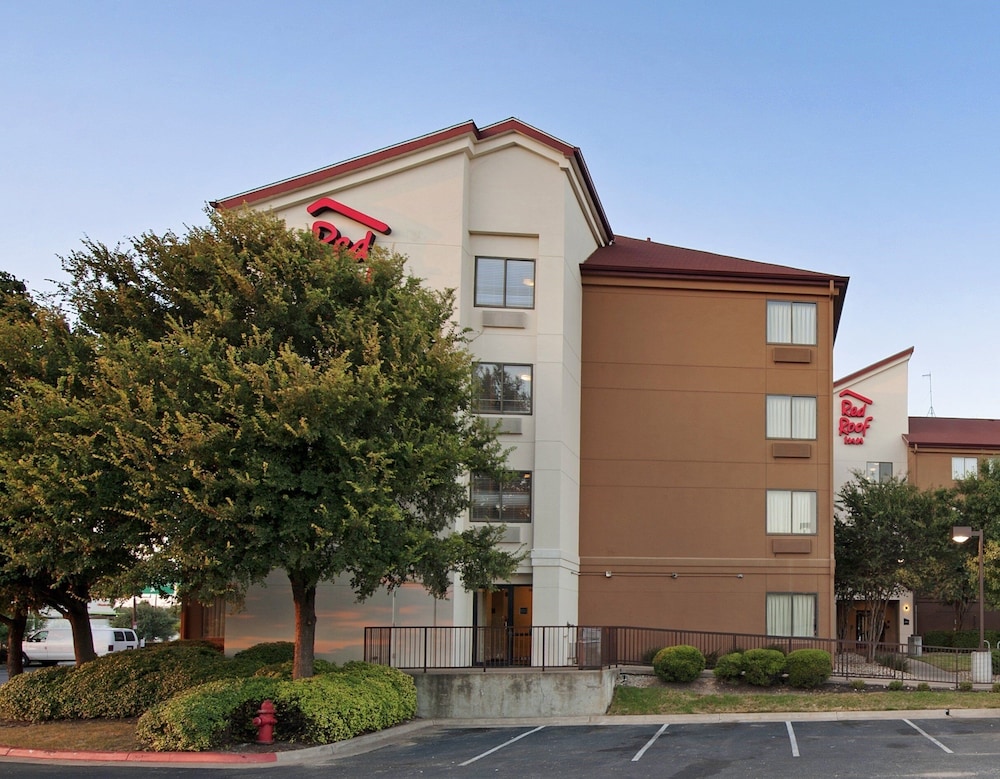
952, 525, 985, 650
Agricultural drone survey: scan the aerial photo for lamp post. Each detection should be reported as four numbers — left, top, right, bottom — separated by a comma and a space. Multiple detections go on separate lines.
952, 525, 985, 651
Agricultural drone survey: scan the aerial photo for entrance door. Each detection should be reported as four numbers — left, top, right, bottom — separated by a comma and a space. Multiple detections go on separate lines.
474, 585, 532, 666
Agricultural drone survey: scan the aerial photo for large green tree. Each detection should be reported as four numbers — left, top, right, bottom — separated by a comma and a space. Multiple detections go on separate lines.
835, 474, 950, 657
0, 272, 154, 666
952, 459, 1000, 614
65, 208, 520, 678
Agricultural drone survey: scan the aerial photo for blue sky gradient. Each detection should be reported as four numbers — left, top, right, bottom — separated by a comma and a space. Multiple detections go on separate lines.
3, 1, 998, 416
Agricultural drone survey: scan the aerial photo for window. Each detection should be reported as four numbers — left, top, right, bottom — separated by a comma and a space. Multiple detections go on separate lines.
953, 457, 978, 480
766, 593, 817, 637
766, 490, 817, 534
866, 462, 893, 482
767, 301, 817, 345
766, 395, 816, 439
475, 257, 535, 309
474, 363, 532, 414
471, 471, 532, 522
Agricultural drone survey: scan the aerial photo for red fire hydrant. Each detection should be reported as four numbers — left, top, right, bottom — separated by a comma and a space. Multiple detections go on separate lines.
253, 700, 277, 744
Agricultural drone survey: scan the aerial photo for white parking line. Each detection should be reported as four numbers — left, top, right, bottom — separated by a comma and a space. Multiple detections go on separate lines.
785, 721, 800, 757
459, 725, 546, 766
632, 724, 669, 762
904, 719, 954, 753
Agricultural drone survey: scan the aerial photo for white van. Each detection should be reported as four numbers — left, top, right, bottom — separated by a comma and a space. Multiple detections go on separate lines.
23, 626, 140, 666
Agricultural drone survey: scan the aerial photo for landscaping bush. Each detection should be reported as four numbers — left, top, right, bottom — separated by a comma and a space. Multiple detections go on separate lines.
784, 649, 832, 689
232, 641, 296, 669
924, 630, 1000, 650
741, 648, 785, 687
712, 652, 743, 682
652, 645, 705, 683
875, 652, 908, 673
887, 680, 904, 691
135, 662, 417, 751
640, 646, 662, 665
0, 641, 239, 722
991, 650, 1000, 675
0, 665, 72, 721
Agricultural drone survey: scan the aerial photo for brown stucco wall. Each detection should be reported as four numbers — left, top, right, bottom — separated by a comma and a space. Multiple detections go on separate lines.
579, 275, 838, 638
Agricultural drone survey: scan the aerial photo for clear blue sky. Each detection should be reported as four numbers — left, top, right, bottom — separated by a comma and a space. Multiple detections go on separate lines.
2, 1, 998, 417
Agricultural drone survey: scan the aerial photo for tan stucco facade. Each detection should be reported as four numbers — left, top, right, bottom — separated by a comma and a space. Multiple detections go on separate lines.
579, 273, 842, 638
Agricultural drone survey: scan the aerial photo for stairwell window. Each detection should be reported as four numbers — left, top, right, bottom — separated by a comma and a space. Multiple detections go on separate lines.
471, 471, 532, 522
767, 301, 816, 345
766, 395, 816, 439
474, 363, 532, 414
766, 593, 817, 637
475, 257, 535, 309
866, 462, 893, 482
766, 490, 817, 534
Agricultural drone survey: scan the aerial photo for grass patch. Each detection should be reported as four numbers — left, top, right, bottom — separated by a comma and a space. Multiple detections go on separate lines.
608, 687, 1000, 715
0, 719, 140, 751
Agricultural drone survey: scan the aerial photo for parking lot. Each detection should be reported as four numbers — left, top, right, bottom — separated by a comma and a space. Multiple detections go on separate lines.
323, 715, 1000, 778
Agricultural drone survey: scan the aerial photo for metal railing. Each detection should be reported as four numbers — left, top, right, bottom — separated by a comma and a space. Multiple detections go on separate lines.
363, 625, 997, 686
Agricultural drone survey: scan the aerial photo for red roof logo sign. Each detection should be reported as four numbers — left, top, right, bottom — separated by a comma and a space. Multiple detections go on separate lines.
838, 389, 874, 445
307, 197, 391, 261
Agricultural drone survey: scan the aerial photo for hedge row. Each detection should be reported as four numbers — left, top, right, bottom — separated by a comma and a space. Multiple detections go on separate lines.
0, 641, 232, 721
135, 662, 416, 751
0, 640, 417, 752
647, 644, 832, 688
714, 648, 832, 688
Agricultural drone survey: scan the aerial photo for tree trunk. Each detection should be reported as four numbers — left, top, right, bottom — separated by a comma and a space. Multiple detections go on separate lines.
64, 597, 97, 664
3, 610, 27, 677
289, 570, 317, 679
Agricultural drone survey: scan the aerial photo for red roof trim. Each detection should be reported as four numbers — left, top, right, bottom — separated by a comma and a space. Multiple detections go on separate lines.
211, 118, 613, 241
834, 347, 914, 387
212, 122, 478, 209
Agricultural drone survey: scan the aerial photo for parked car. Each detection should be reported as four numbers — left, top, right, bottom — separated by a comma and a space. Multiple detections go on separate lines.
23, 626, 140, 666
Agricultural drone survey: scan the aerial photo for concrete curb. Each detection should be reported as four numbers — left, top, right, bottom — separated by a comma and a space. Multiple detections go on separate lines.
0, 719, 438, 766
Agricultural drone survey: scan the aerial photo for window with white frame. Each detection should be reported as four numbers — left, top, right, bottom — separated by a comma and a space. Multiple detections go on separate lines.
866, 462, 893, 482
473, 363, 532, 414
471, 471, 532, 522
766, 593, 817, 637
952, 457, 978, 480
474, 257, 535, 309
766, 395, 816, 439
766, 490, 817, 534
767, 301, 817, 345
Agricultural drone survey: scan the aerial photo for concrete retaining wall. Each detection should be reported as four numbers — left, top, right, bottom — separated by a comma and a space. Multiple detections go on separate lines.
406, 668, 617, 719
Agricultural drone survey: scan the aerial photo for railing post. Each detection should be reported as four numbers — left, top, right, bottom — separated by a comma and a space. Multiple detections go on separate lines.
423, 627, 428, 673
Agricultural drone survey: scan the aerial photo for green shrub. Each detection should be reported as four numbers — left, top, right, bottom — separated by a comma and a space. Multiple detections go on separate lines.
959, 680, 974, 692
887, 680, 904, 691
0, 641, 238, 722
703, 650, 720, 670
712, 652, 743, 682
875, 652, 909, 673
135, 663, 416, 751
652, 645, 705, 683
851, 679, 866, 691
640, 646, 662, 665
0, 665, 72, 721
921, 630, 954, 648
784, 649, 831, 689
253, 659, 338, 679
56, 643, 232, 719
991, 650, 1000, 675
917, 682, 930, 692
741, 648, 785, 687
991, 682, 1000, 693
232, 641, 296, 668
